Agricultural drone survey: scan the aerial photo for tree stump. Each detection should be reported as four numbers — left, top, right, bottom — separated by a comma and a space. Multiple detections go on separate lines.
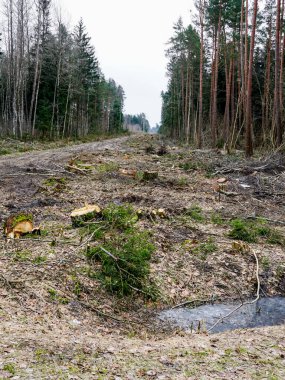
71, 204, 101, 227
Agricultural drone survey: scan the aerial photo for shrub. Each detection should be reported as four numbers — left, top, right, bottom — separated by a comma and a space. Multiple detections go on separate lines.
83, 203, 157, 298
87, 231, 155, 296
102, 203, 138, 230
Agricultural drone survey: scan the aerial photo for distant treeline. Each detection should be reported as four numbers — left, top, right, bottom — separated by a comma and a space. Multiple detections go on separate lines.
0, 0, 124, 139
124, 113, 150, 132
160, 0, 284, 155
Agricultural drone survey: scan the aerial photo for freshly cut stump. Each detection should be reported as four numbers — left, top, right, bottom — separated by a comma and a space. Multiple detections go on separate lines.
71, 204, 101, 227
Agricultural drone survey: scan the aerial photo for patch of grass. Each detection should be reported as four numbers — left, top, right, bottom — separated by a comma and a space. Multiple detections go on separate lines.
276, 265, 285, 279
71, 275, 82, 296
97, 162, 119, 173
135, 171, 144, 181
179, 160, 210, 172
13, 250, 31, 262
33, 255, 47, 265
71, 159, 94, 171
47, 288, 69, 304
261, 256, 270, 271
177, 177, 188, 186
235, 346, 248, 355
3, 363, 16, 375
229, 218, 285, 245
180, 161, 200, 171
43, 177, 66, 187
192, 350, 213, 357
185, 205, 205, 222
211, 212, 224, 225
35, 348, 50, 363
204, 165, 215, 178
267, 230, 285, 246
192, 238, 218, 260
0, 147, 12, 155
229, 219, 257, 243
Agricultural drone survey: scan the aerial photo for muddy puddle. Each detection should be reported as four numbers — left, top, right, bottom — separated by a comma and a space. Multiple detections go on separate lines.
159, 297, 285, 333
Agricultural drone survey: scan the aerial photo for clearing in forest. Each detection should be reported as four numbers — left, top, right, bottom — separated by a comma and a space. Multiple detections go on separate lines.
0, 134, 284, 379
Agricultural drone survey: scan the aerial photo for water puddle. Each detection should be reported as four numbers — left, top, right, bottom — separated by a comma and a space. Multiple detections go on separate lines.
159, 297, 285, 334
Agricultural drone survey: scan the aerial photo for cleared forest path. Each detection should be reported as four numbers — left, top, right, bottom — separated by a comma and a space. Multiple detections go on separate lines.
0, 135, 129, 209
0, 135, 129, 179
0, 134, 284, 379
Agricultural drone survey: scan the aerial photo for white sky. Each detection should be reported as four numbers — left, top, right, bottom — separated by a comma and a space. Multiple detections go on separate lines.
58, 0, 194, 127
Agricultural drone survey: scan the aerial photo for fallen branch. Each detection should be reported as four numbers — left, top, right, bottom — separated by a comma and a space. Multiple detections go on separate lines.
171, 298, 210, 310
76, 227, 103, 250
3, 237, 81, 245
208, 250, 260, 332
99, 246, 119, 261
218, 189, 240, 197
66, 165, 89, 175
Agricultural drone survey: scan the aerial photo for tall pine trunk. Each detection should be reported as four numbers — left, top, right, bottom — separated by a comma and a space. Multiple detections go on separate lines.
245, 0, 258, 156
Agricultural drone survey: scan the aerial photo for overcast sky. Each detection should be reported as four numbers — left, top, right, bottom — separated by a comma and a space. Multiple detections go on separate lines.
58, 0, 194, 127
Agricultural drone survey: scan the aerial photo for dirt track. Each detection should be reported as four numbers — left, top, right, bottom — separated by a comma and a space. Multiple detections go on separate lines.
0, 134, 285, 379
0, 136, 129, 213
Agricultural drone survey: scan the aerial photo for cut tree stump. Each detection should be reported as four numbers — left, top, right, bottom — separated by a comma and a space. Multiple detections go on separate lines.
71, 204, 101, 227
4, 213, 40, 239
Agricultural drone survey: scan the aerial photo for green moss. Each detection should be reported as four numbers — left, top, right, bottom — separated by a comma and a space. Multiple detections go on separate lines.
235, 346, 248, 354
135, 171, 144, 181
35, 348, 50, 362
71, 275, 82, 296
4, 213, 33, 230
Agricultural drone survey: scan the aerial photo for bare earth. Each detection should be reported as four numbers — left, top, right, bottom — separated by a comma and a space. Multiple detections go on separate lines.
0, 134, 284, 379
